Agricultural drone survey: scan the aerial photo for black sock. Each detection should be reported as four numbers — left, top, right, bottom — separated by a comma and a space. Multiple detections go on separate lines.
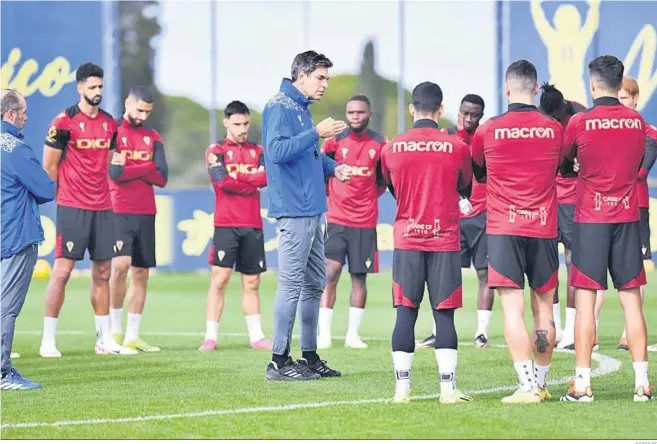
302, 351, 319, 365
272, 353, 288, 368
392, 306, 419, 353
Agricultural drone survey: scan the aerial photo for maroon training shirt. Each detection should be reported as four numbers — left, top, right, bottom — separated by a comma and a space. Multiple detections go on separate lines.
380, 119, 472, 252
563, 97, 645, 223
555, 101, 587, 205
471, 103, 565, 238
206, 138, 267, 229
322, 129, 387, 229
108, 118, 168, 215
637, 124, 657, 209
44, 105, 118, 211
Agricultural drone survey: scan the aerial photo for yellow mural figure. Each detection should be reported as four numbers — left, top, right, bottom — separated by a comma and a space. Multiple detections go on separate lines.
531, 0, 601, 106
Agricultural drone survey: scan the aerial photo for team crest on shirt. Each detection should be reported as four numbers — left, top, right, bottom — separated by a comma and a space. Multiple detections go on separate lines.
227, 151, 233, 160
66, 241, 74, 252
208, 153, 220, 167
341, 148, 348, 158
102, 121, 108, 132
250, 149, 256, 158
79, 122, 85, 132
218, 250, 226, 261
143, 136, 151, 146
369, 149, 376, 159
121, 137, 128, 146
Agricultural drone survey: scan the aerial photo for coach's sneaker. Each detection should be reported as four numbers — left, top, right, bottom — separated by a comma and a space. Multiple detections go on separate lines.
250, 338, 273, 350
266, 357, 320, 381
1, 368, 41, 390
10, 352, 20, 359
344, 335, 368, 349
475, 334, 489, 348
124, 338, 161, 352
618, 336, 629, 351
391, 388, 411, 404
199, 339, 217, 352
501, 387, 541, 404
39, 344, 62, 358
317, 335, 332, 350
538, 387, 552, 401
559, 380, 594, 403
416, 334, 435, 349
557, 337, 574, 350
634, 385, 654, 402
297, 358, 342, 378
440, 389, 473, 404
99, 339, 138, 355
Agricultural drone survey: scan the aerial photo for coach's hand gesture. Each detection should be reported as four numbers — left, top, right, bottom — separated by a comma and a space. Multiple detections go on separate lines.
316, 118, 347, 138
334, 164, 352, 182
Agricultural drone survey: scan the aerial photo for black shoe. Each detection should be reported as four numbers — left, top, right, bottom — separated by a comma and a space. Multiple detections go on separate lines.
416, 334, 435, 349
563, 343, 575, 350
265, 357, 321, 381
296, 358, 342, 378
475, 334, 489, 348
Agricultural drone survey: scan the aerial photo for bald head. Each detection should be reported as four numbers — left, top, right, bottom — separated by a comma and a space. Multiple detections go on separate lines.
1, 89, 27, 131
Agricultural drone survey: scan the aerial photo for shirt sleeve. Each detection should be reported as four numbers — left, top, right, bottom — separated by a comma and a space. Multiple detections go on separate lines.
236, 149, 268, 188
264, 105, 319, 164
321, 137, 337, 159
380, 145, 395, 198
470, 122, 487, 182
458, 141, 473, 198
639, 130, 657, 180
44, 112, 71, 150
143, 131, 169, 187
321, 153, 338, 177
560, 113, 581, 177
12, 143, 56, 204
206, 144, 257, 195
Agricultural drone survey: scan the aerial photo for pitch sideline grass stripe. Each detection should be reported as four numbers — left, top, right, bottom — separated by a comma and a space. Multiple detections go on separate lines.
0, 345, 620, 430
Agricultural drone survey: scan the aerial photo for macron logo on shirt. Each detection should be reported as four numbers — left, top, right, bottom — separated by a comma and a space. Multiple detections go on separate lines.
585, 118, 643, 131
494, 127, 555, 140
392, 140, 453, 154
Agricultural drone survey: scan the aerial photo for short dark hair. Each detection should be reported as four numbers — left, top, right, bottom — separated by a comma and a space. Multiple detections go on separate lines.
505, 60, 537, 93
539, 83, 565, 117
411, 82, 443, 114
224, 100, 250, 119
128, 85, 153, 104
588, 55, 624, 92
76, 62, 104, 83
348, 94, 371, 107
290, 51, 333, 82
461, 94, 485, 111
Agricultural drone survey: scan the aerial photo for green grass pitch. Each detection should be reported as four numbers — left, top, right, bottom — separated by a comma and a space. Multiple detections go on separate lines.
1, 270, 656, 439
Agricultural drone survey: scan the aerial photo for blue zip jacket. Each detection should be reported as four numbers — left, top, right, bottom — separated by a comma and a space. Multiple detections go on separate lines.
1, 121, 56, 259
262, 79, 338, 218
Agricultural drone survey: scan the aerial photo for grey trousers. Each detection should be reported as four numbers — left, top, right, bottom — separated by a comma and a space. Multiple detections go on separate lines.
272, 215, 326, 355
1, 245, 38, 375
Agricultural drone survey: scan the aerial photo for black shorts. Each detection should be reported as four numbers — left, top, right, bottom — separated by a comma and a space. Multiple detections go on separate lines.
557, 204, 575, 250
392, 249, 462, 311
460, 211, 487, 270
55, 206, 115, 261
640, 208, 651, 260
324, 223, 378, 274
208, 227, 266, 275
487, 235, 559, 291
571, 222, 646, 290
113, 214, 156, 268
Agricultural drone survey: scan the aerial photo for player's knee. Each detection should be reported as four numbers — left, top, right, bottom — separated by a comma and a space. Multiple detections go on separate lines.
111, 257, 131, 278
476, 268, 488, 285
51, 259, 74, 284
131, 267, 149, 285
210, 269, 231, 291
92, 261, 111, 282
433, 309, 457, 349
242, 274, 260, 292
392, 306, 419, 352
350, 273, 367, 293
325, 262, 342, 285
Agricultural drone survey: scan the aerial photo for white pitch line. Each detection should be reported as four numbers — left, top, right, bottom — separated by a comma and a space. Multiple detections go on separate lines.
0, 344, 621, 430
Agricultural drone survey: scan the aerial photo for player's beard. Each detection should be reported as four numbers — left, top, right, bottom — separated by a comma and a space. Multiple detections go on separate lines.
350, 117, 370, 133
84, 94, 102, 106
127, 114, 143, 127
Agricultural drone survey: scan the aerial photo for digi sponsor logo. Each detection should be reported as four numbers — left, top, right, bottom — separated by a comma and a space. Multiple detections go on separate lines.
494, 127, 555, 140
392, 140, 453, 154
594, 192, 630, 210
75, 138, 111, 150
346, 165, 372, 177
508, 205, 548, 225
226, 163, 263, 174
403, 218, 441, 238
122, 150, 153, 161
585, 118, 643, 131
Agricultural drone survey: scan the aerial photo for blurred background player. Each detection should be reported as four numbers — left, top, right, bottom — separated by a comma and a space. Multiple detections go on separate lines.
318, 94, 387, 350
381, 82, 473, 404
200, 101, 272, 352
538, 83, 587, 349
39, 63, 134, 356
108, 86, 168, 353
471, 60, 565, 404
560, 56, 651, 402
615, 76, 657, 352
417, 94, 493, 349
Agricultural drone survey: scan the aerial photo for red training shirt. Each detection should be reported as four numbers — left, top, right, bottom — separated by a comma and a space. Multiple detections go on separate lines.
380, 119, 472, 252
637, 124, 657, 209
555, 101, 587, 205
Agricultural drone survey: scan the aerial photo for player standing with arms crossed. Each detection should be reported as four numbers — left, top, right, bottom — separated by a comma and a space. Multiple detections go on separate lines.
200, 101, 272, 352
108, 86, 168, 352
40, 63, 135, 356
471, 60, 565, 404
381, 82, 473, 404
559, 57, 652, 402
318, 94, 387, 349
